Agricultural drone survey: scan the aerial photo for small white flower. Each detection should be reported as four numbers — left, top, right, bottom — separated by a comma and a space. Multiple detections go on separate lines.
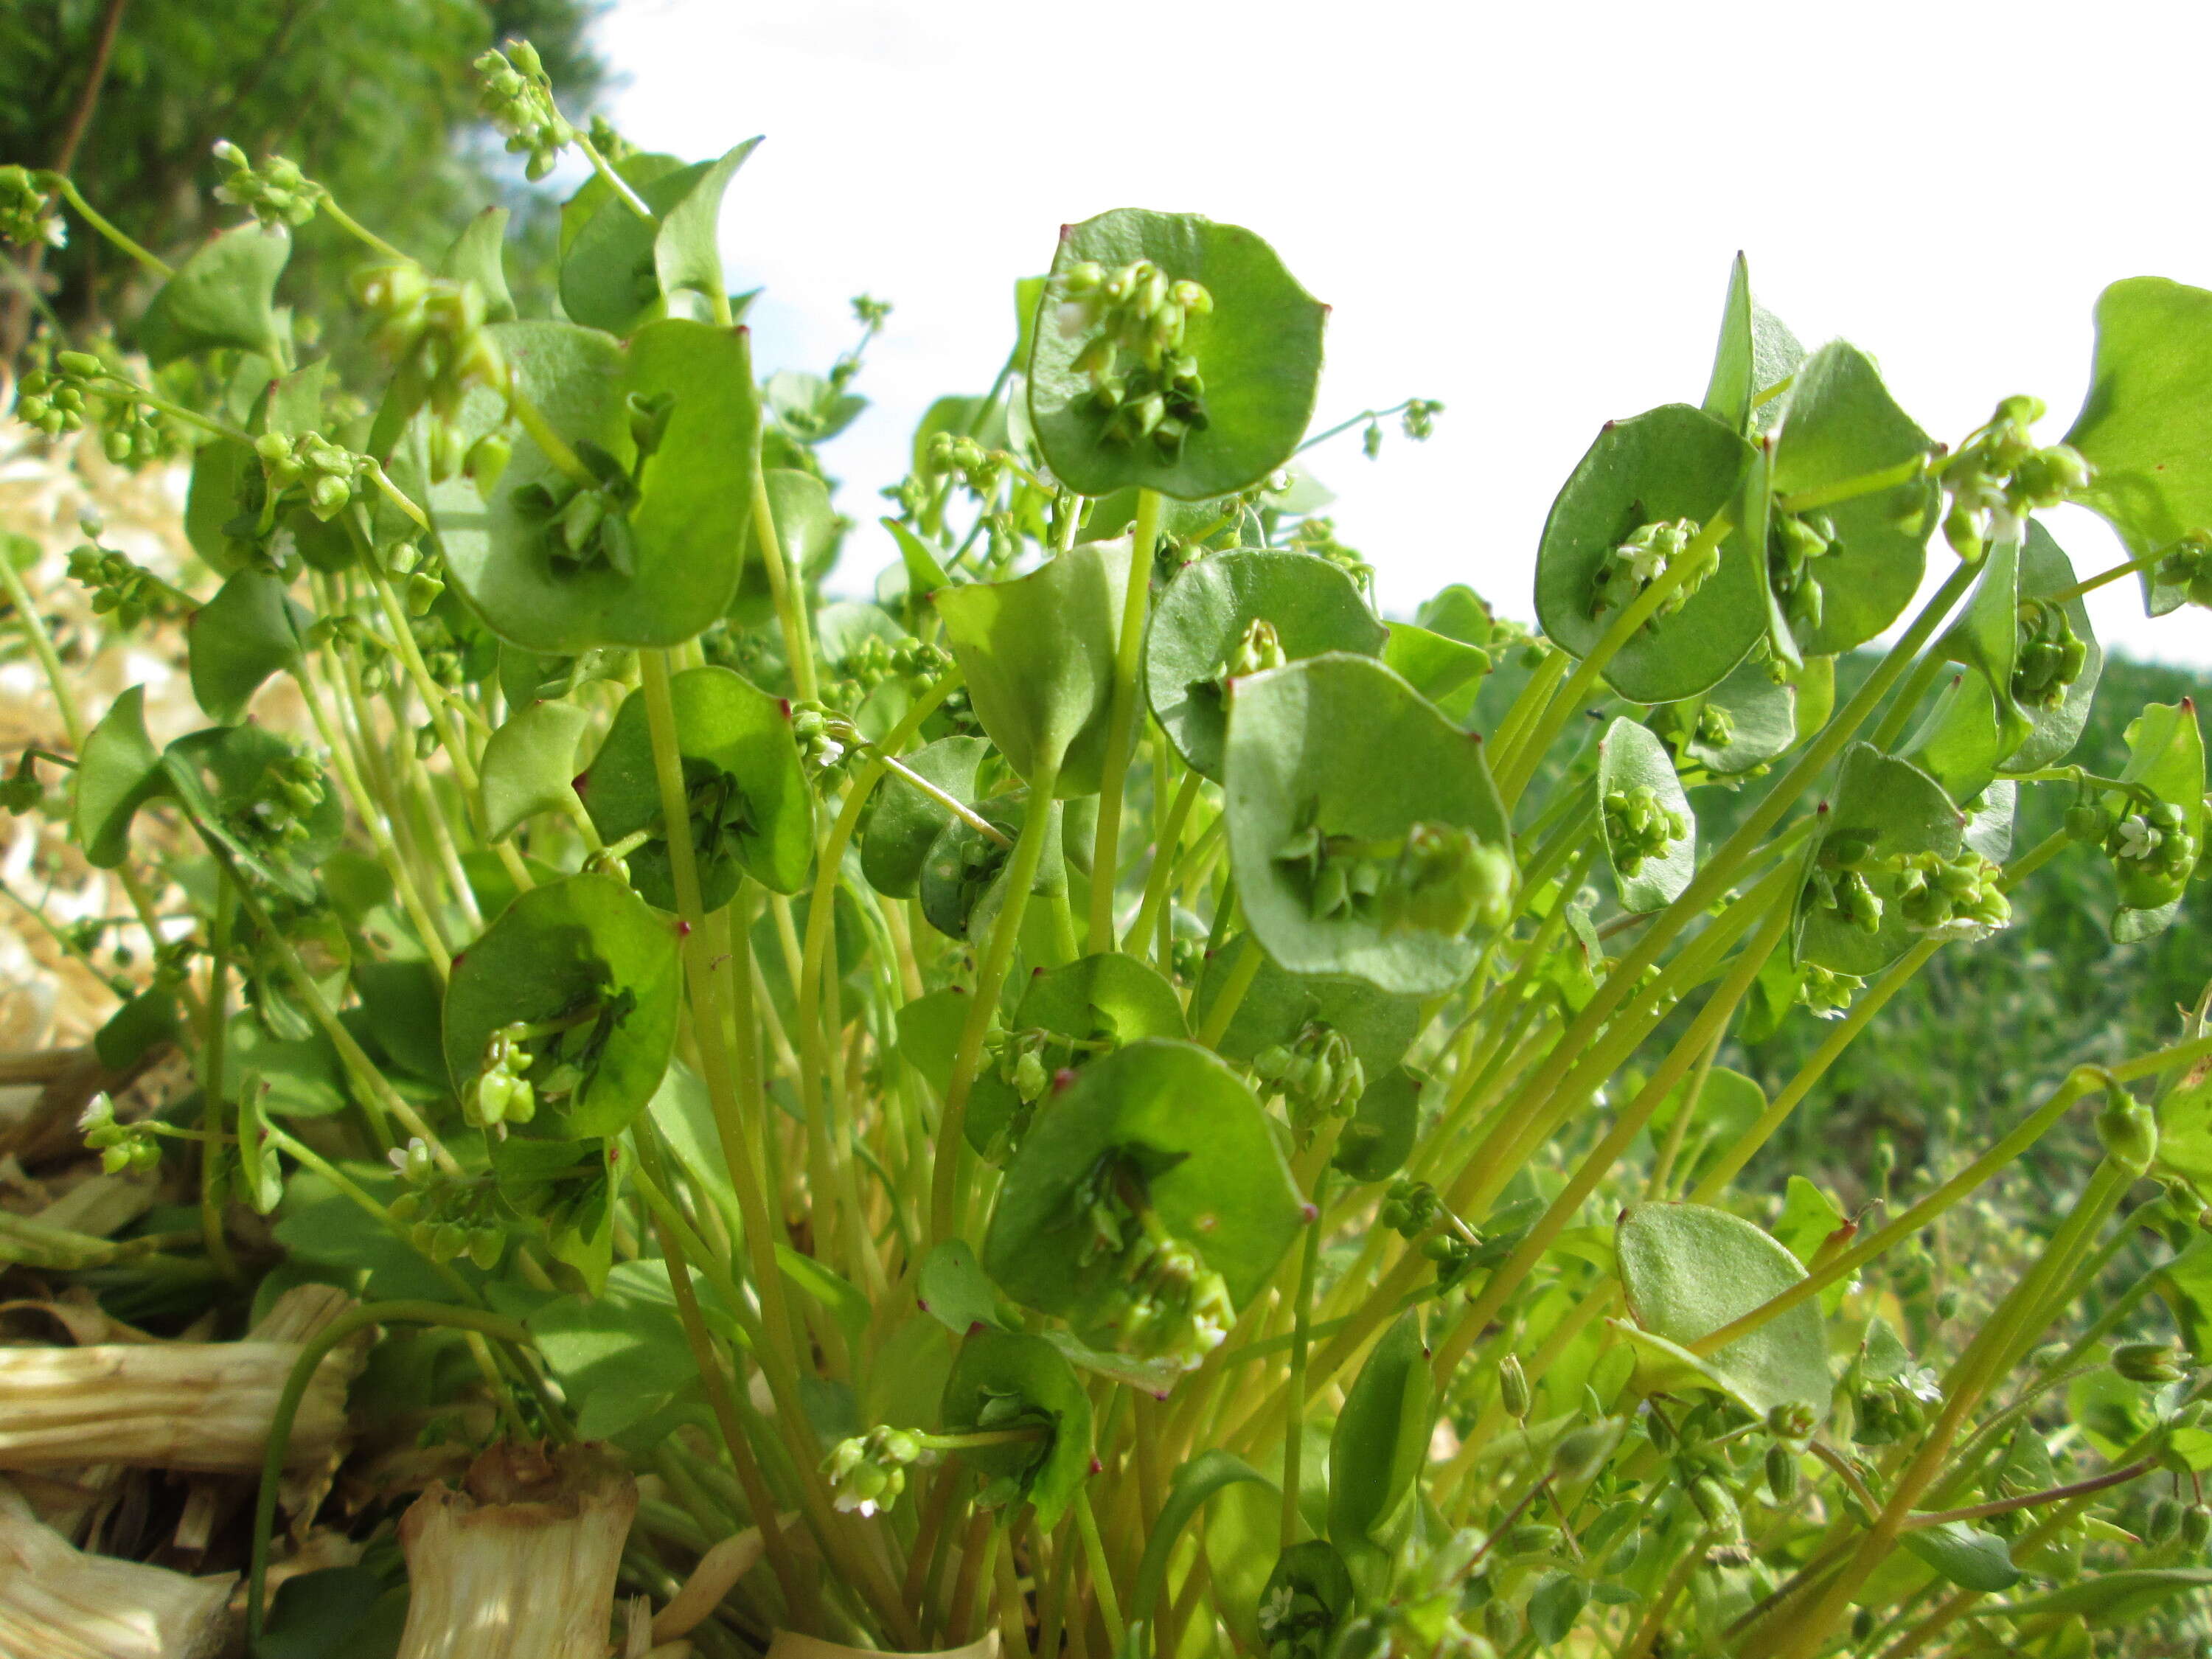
1054, 299, 1097, 339
1622, 542, 1669, 586
268, 525, 299, 566
833, 1492, 880, 1517
41, 216, 64, 250
2116, 815, 2160, 861
1902, 1366, 1942, 1405
1984, 507, 2025, 548
1258, 1585, 1295, 1633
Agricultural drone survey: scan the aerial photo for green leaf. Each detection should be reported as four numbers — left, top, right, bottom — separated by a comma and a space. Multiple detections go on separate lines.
1416, 584, 1494, 645
655, 141, 760, 316
582, 665, 813, 906
1532, 404, 1763, 703
1983, 1569, 2212, 1626
430, 319, 759, 654
2065, 277, 2212, 612
1596, 717, 1696, 913
1700, 253, 1804, 437
1328, 1310, 1432, 1550
527, 1273, 698, 1439
1332, 1065, 1424, 1183
1773, 1175, 1850, 1314
186, 566, 305, 723
1381, 622, 1489, 726
777, 1244, 870, 1354
137, 223, 289, 365
437, 205, 516, 322
1767, 342, 1938, 655
1614, 1201, 1831, 1425
936, 537, 1132, 796
480, 698, 594, 843
350, 959, 447, 1086
72, 685, 168, 868
1899, 1522, 2020, 1593
1258, 1542, 1354, 1659
1145, 549, 1388, 779
744, 469, 841, 602
94, 984, 178, 1070
560, 142, 758, 333
1663, 656, 1798, 779
1029, 209, 1326, 500
1189, 945, 1421, 1085
1644, 1066, 1766, 1193
1795, 742, 1964, 978
2002, 521, 2104, 773
885, 517, 952, 605
257, 1567, 405, 1659
162, 725, 344, 899
919, 1239, 1008, 1335
647, 1060, 739, 1228
2110, 700, 2204, 938
442, 872, 682, 1138
1131, 1450, 1276, 1621
235, 1072, 285, 1214
1528, 1571, 1591, 1646
982, 1038, 1306, 1331
941, 1330, 1093, 1528
860, 736, 990, 899
1224, 653, 1514, 995
1936, 533, 2033, 762
184, 438, 255, 575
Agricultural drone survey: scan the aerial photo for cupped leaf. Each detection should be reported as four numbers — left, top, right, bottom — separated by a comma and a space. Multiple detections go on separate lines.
1224, 653, 1514, 995
1332, 1065, 1423, 1183
860, 735, 992, 898
430, 319, 759, 653
2109, 699, 2205, 941
1596, 717, 1696, 913
1146, 549, 1387, 778
919, 792, 1032, 942
186, 567, 306, 723
2000, 521, 2103, 773
1657, 655, 1797, 779
441, 872, 682, 1138
1701, 252, 1804, 437
940, 1329, 1093, 1528
1795, 742, 1966, 978
1767, 342, 1938, 655
73, 686, 169, 868
1258, 1541, 1355, 1659
1382, 622, 1489, 726
560, 142, 759, 334
1029, 209, 1326, 500
935, 537, 1131, 796
1937, 533, 2032, 760
2064, 277, 2212, 613
1899, 1522, 2020, 1593
982, 1038, 1305, 1332
137, 223, 289, 365
919, 1239, 1009, 1336
1532, 403, 1763, 703
437, 206, 516, 322
1189, 947, 1425, 1083
161, 725, 344, 900
582, 665, 813, 905
480, 698, 595, 842
1328, 1310, 1433, 1551
1130, 1450, 1276, 1624
1614, 1201, 1830, 1425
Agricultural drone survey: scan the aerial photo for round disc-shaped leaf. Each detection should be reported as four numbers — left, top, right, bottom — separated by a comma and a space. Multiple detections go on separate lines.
1028, 209, 1326, 500
582, 665, 813, 907
1596, 717, 1696, 913
941, 1330, 1093, 1528
1665, 656, 1797, 778
919, 793, 1029, 942
1768, 341, 1938, 655
430, 319, 759, 653
1146, 550, 1387, 779
860, 735, 991, 898
560, 143, 758, 335
1330, 1066, 1423, 1185
137, 223, 290, 366
936, 538, 1132, 797
1189, 945, 1425, 1083
1615, 1201, 1829, 1425
161, 726, 344, 900
73, 686, 168, 869
442, 872, 681, 1138
481, 698, 596, 843
1223, 653, 1514, 995
1532, 404, 1762, 703
1796, 742, 1964, 978
187, 567, 305, 724
982, 1038, 1305, 1329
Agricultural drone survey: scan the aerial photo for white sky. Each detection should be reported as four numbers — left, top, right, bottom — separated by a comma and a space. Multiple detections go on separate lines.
597, 0, 2212, 671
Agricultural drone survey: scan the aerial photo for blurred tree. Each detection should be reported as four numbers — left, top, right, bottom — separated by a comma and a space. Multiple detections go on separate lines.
0, 0, 608, 361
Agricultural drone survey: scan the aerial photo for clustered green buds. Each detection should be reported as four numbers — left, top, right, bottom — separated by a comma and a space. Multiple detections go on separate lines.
2155, 532, 2212, 609
1767, 509, 1840, 636
67, 542, 187, 629
1798, 963, 1864, 1019
1276, 818, 1512, 939
1252, 1021, 1363, 1133
823, 1425, 928, 1517
1602, 783, 1688, 877
1590, 518, 1714, 622
2105, 797, 2199, 902
1893, 851, 2011, 939
475, 40, 574, 180
15, 350, 173, 463
1286, 516, 1374, 593
1057, 258, 1214, 458
1219, 616, 1288, 684
467, 1021, 540, 1130
824, 633, 950, 718
2112, 1340, 2188, 1385
1694, 700, 1736, 749
351, 262, 504, 424
1938, 395, 2093, 562
1851, 1368, 1941, 1445
386, 1138, 509, 1270
210, 140, 325, 229
0, 164, 62, 248
788, 703, 858, 771
1806, 863, 1883, 934
926, 431, 1007, 497
1077, 1158, 1234, 1371
256, 429, 367, 521
511, 436, 646, 578
2013, 599, 2089, 712
1361, 397, 1444, 459
226, 748, 327, 862
78, 1092, 159, 1175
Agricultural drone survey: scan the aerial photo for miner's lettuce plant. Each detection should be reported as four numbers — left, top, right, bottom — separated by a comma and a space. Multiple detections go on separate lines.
9, 37, 2212, 1658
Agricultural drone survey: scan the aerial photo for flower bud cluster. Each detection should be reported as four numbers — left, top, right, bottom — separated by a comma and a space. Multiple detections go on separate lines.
256, 429, 366, 522
1694, 701, 1736, 749
1797, 963, 1864, 1020
2107, 798, 2199, 899
925, 431, 1007, 497
1287, 517, 1374, 594
475, 41, 574, 181
788, 702, 858, 771
226, 748, 327, 862
1252, 1020, 1363, 1133
1274, 819, 1513, 939
1767, 509, 1838, 636
1591, 518, 1714, 623
2012, 600, 2088, 712
824, 635, 951, 717
1851, 1367, 1941, 1446
1939, 396, 2093, 562
210, 141, 325, 229
1057, 258, 1214, 458
1218, 616, 1287, 684
15, 349, 173, 464
466, 1022, 540, 1130
823, 1425, 929, 1517
1893, 851, 2010, 938
67, 543, 186, 629
351, 263, 504, 422
1078, 1160, 1234, 1371
78, 1092, 160, 1175
2156, 532, 2212, 609
386, 1138, 509, 1270
0, 165, 63, 248
1602, 784, 1687, 877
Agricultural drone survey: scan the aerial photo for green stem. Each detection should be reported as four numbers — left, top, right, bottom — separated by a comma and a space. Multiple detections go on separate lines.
752, 471, 819, 703
48, 174, 172, 276
197, 865, 238, 1281
575, 131, 655, 221
1774, 453, 1927, 515
321, 198, 410, 264
2049, 543, 2169, 604
248, 1301, 533, 1641
1088, 488, 1162, 951
1282, 1183, 1324, 1548
1197, 933, 1264, 1049
1127, 765, 1204, 959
